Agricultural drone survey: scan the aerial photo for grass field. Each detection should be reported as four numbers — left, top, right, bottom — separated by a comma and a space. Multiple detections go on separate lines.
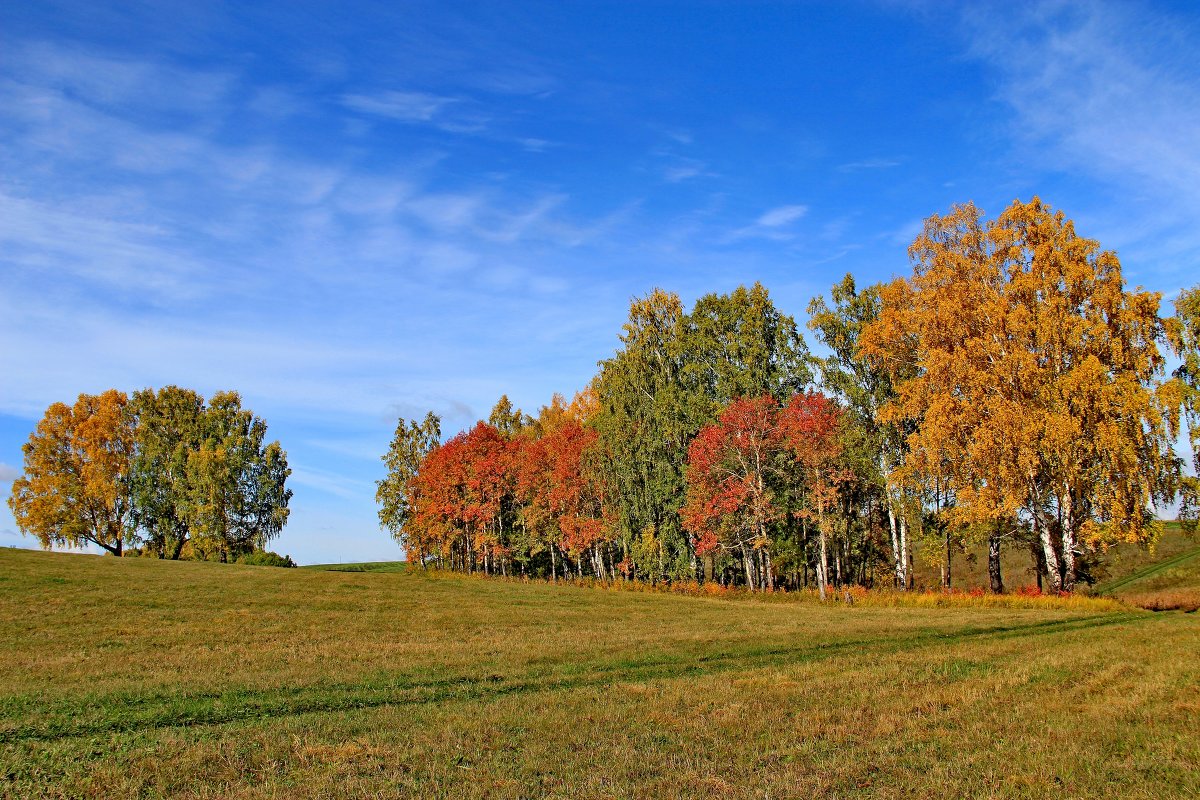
1, 548, 1197, 799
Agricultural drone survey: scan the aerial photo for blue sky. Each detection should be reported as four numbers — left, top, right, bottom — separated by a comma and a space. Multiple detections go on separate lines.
3, 1, 1199, 563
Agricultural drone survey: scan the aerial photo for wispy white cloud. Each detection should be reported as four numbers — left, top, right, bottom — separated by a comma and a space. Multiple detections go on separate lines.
716, 204, 809, 245
956, 1, 1200, 281
340, 89, 511, 137
662, 158, 716, 183
0, 463, 20, 483
756, 205, 808, 227
519, 137, 554, 152
289, 465, 376, 501
888, 218, 924, 248
837, 158, 901, 172
341, 90, 459, 123
2, 41, 233, 117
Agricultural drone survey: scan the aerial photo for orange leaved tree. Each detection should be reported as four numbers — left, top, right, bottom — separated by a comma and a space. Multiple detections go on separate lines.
9, 390, 137, 556
862, 199, 1180, 592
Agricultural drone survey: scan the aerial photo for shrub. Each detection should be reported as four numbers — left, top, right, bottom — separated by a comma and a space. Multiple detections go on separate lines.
238, 550, 297, 568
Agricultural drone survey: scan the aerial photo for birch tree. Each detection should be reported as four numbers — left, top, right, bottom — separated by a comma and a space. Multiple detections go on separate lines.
863, 199, 1179, 591
808, 275, 912, 588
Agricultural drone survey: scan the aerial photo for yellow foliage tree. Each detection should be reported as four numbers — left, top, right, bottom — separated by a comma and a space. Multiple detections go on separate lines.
862, 199, 1180, 592
8, 390, 136, 556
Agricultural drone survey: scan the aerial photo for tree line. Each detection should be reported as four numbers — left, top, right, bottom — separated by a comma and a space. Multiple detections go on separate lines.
378, 198, 1200, 594
8, 386, 293, 563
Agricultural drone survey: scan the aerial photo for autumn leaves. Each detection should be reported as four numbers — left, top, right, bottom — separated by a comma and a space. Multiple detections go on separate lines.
862, 199, 1183, 591
382, 198, 1200, 595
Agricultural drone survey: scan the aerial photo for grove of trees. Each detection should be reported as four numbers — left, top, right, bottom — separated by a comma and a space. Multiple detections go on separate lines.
379, 199, 1200, 593
8, 387, 293, 562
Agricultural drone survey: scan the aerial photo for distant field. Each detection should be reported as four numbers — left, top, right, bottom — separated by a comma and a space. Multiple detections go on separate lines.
1, 549, 1197, 799
302, 560, 409, 574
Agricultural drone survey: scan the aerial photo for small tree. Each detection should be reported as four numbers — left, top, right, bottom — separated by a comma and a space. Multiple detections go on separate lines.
682, 396, 788, 591
779, 392, 847, 600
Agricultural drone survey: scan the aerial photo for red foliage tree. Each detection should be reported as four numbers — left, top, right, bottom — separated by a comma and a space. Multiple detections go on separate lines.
681, 396, 787, 590
409, 422, 516, 573
778, 391, 847, 599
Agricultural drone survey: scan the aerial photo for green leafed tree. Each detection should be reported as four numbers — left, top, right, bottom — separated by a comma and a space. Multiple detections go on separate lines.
183, 391, 292, 562
808, 274, 914, 588
593, 288, 689, 579
488, 395, 532, 438
376, 411, 442, 556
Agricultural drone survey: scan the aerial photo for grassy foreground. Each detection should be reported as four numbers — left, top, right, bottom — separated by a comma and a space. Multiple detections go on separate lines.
1, 549, 1197, 799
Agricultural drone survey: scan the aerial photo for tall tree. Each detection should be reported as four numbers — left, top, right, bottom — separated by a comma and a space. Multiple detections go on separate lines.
1170, 284, 1200, 530
593, 288, 691, 580
9, 390, 136, 556
808, 275, 912, 588
376, 411, 442, 563
863, 199, 1180, 591
680, 282, 811, 419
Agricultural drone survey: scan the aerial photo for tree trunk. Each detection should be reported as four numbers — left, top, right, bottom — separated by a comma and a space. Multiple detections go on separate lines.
817, 524, 829, 601
742, 545, 756, 591
988, 527, 1004, 594
1060, 492, 1077, 592
888, 500, 904, 588
943, 526, 952, 591
1036, 513, 1062, 593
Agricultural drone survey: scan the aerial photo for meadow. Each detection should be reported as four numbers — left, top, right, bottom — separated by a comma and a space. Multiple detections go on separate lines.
1, 547, 1197, 799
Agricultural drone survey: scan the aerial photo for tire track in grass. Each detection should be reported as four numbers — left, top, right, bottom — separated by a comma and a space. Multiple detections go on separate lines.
0, 612, 1147, 745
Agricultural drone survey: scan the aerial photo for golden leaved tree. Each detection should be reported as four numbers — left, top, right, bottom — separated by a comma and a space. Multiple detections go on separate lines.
862, 199, 1180, 592
8, 390, 136, 556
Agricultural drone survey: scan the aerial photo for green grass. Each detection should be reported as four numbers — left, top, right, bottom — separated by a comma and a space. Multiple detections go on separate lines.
302, 560, 408, 573
1, 548, 1197, 798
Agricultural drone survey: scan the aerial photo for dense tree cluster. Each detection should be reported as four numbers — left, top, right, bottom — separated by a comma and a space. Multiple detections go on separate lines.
381, 199, 1199, 593
9, 387, 292, 562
